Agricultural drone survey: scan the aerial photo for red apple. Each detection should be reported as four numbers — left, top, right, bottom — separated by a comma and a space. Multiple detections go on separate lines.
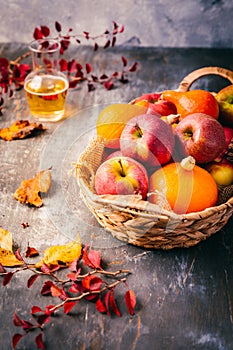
215, 85, 233, 127
133, 92, 177, 116
175, 113, 226, 164
120, 113, 175, 167
205, 159, 233, 186
94, 156, 148, 199
104, 150, 123, 161
215, 126, 233, 161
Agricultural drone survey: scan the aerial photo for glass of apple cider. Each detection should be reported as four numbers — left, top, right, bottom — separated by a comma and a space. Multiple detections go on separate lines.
24, 38, 69, 122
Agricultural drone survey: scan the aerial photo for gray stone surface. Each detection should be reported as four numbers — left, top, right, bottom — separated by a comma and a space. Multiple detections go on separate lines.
0, 0, 232, 47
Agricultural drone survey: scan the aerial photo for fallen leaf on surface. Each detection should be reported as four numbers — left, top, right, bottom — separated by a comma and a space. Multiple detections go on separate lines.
0, 228, 23, 267
14, 169, 52, 207
35, 234, 82, 268
0, 120, 46, 141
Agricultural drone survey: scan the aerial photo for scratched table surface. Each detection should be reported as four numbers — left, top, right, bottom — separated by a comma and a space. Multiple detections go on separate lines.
0, 43, 233, 350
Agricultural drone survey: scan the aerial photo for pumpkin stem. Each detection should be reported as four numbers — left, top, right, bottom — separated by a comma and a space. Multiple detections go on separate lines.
180, 156, 195, 171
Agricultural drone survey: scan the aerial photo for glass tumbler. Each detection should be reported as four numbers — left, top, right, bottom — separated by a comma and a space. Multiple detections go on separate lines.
24, 38, 69, 122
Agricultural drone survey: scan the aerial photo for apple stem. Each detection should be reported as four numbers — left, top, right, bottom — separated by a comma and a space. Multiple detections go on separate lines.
118, 159, 126, 177
180, 156, 196, 171
135, 123, 143, 137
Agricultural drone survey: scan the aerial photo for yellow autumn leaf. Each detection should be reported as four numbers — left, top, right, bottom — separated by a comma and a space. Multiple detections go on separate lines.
35, 234, 82, 268
0, 228, 23, 267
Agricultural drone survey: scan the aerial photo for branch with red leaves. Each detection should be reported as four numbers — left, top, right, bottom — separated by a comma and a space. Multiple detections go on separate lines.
0, 245, 136, 350
0, 20, 138, 115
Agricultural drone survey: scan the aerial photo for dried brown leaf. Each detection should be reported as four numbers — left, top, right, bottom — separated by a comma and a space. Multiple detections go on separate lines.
0, 120, 46, 141
14, 169, 52, 207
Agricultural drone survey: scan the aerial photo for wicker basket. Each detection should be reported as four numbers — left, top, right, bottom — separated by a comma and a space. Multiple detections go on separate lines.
76, 67, 233, 250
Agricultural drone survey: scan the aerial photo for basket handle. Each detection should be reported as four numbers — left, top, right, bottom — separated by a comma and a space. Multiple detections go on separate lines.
177, 66, 233, 92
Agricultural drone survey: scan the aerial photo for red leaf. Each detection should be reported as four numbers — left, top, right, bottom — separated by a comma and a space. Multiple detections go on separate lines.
45, 305, 55, 315
41, 280, 53, 295
22, 320, 34, 330
59, 58, 68, 71
104, 40, 110, 49
40, 263, 51, 274
104, 291, 111, 316
13, 313, 24, 327
68, 59, 77, 73
55, 21, 62, 32
82, 245, 102, 269
69, 259, 81, 272
27, 274, 39, 288
119, 25, 124, 33
111, 36, 116, 47
35, 333, 45, 350
12, 333, 24, 349
82, 275, 103, 291
125, 290, 136, 315
64, 301, 76, 314
128, 62, 138, 72
15, 248, 23, 261
37, 314, 50, 325
96, 297, 107, 314
94, 42, 99, 51
25, 245, 39, 258
103, 81, 114, 90
109, 291, 121, 317
83, 31, 89, 39
0, 262, 6, 273
31, 305, 42, 315
3, 272, 13, 286
50, 284, 63, 297
33, 27, 43, 40
86, 63, 92, 74
41, 26, 50, 37
121, 56, 128, 67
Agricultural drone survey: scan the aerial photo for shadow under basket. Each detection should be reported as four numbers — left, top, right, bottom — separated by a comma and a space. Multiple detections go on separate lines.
76, 66, 233, 250
76, 138, 233, 250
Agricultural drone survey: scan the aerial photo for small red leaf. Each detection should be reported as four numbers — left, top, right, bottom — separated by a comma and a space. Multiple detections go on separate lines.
50, 284, 63, 297
94, 42, 99, 51
111, 36, 116, 47
40, 263, 51, 274
12, 333, 24, 349
64, 301, 76, 314
55, 21, 62, 32
22, 320, 34, 330
41, 26, 50, 37
119, 25, 124, 33
128, 62, 138, 72
96, 297, 107, 314
109, 291, 121, 317
35, 332, 45, 350
104, 291, 111, 316
125, 290, 136, 315
13, 313, 24, 327
3, 272, 14, 286
104, 40, 110, 49
27, 274, 39, 288
103, 81, 114, 90
15, 248, 23, 261
83, 245, 102, 269
0, 262, 6, 273
86, 63, 92, 74
82, 275, 103, 291
33, 27, 43, 40
37, 314, 50, 325
83, 31, 89, 39
25, 245, 39, 258
41, 280, 54, 295
59, 58, 68, 71
121, 56, 128, 67
31, 306, 42, 315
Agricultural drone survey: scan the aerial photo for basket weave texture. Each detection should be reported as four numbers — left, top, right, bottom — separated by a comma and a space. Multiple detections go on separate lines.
76, 67, 233, 250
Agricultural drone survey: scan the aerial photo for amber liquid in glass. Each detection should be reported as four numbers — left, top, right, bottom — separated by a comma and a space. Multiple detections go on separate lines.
24, 74, 68, 122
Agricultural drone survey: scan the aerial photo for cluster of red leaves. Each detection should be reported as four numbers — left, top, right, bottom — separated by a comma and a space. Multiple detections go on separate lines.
0, 21, 138, 114
0, 244, 136, 350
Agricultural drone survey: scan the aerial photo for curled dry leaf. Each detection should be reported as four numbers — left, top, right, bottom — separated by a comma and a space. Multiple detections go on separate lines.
0, 228, 23, 267
14, 169, 52, 207
0, 120, 46, 141
35, 234, 82, 268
